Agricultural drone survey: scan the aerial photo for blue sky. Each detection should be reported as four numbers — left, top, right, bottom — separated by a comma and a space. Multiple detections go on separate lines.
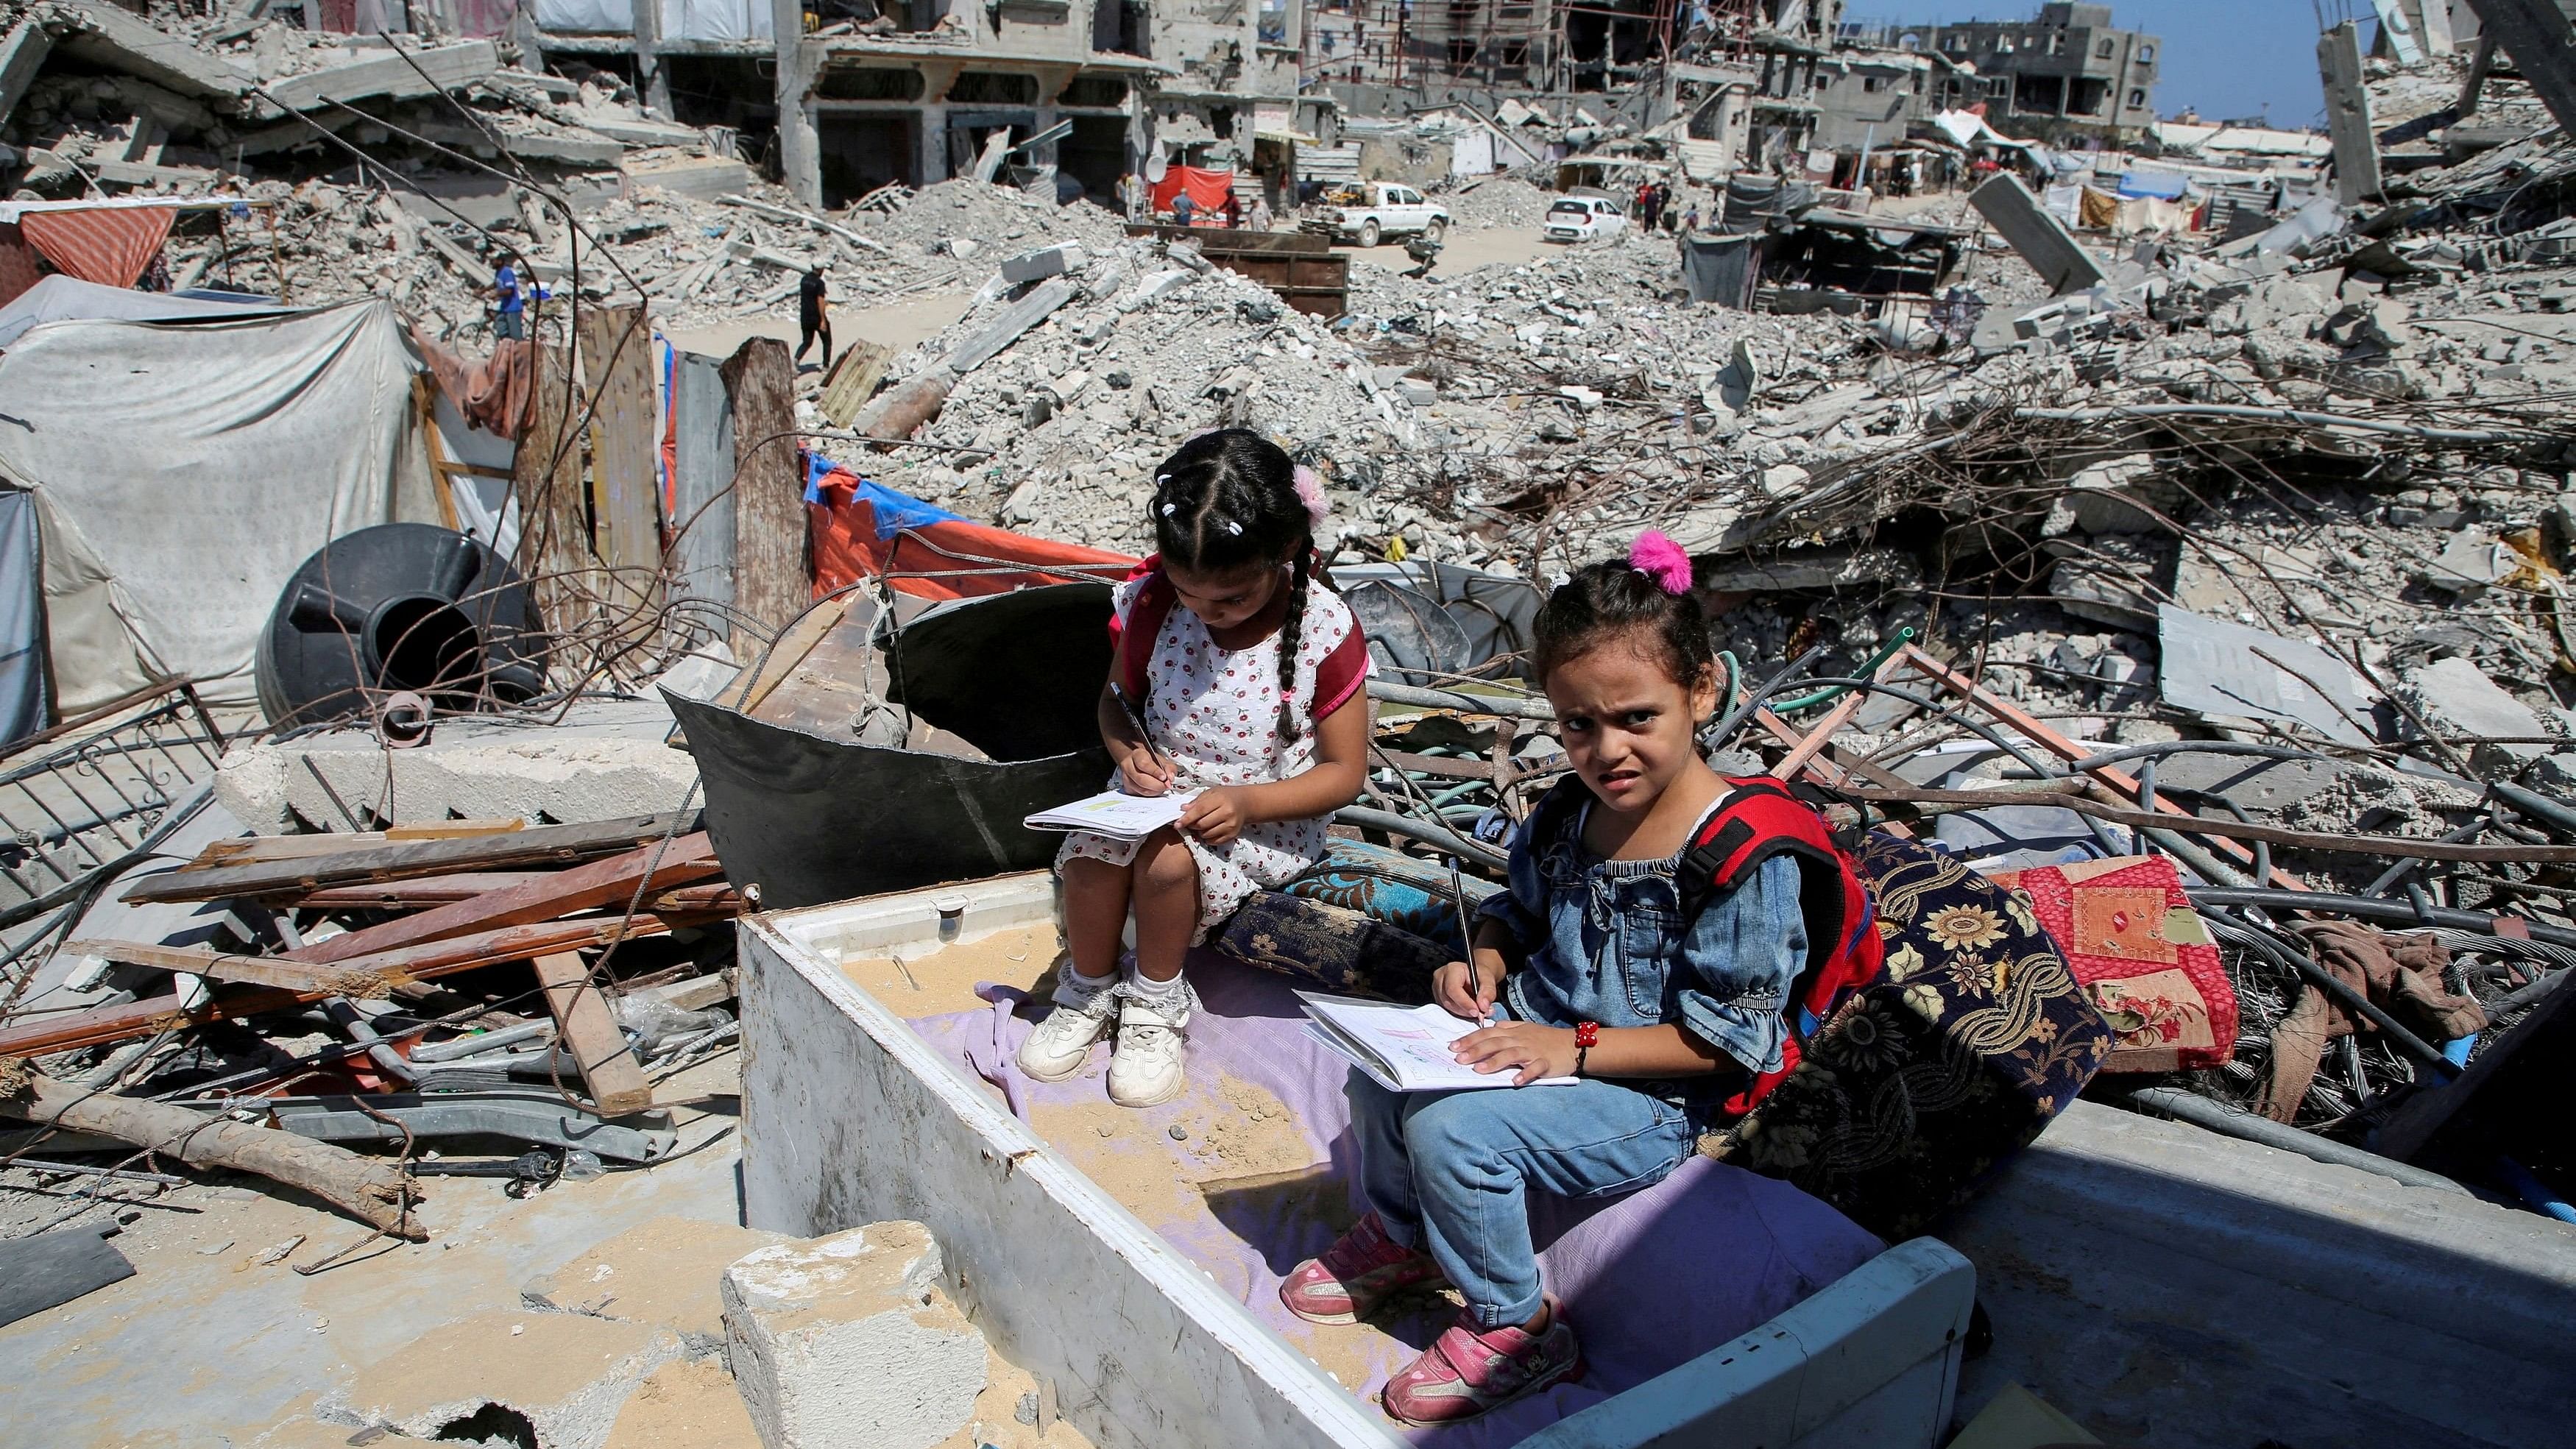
1849, 1, 2343, 127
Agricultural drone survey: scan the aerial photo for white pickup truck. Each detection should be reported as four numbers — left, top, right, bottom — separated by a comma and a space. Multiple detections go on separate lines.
1299, 182, 1450, 248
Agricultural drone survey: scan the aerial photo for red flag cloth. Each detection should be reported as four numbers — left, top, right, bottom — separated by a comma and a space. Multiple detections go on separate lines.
1150, 166, 1235, 216
805, 461, 1136, 603
0, 225, 43, 311
20, 206, 176, 288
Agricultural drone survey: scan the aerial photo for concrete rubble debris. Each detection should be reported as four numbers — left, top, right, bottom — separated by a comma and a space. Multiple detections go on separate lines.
722, 1222, 989, 1449
9, 6, 2576, 1446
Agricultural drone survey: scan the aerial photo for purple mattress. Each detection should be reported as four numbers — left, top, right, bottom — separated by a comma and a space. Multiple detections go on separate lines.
908, 949, 1886, 1445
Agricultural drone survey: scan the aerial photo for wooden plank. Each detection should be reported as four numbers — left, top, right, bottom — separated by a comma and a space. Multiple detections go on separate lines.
63, 940, 388, 998
815, 338, 895, 428
513, 341, 594, 644
721, 336, 806, 648
532, 951, 654, 1115
288, 832, 720, 966
120, 812, 700, 905
184, 818, 526, 871
297, 873, 548, 910
0, 915, 684, 1058
576, 302, 662, 605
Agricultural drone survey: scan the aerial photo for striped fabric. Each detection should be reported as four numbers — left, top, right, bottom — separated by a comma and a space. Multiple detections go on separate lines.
19, 206, 175, 289
0, 226, 42, 311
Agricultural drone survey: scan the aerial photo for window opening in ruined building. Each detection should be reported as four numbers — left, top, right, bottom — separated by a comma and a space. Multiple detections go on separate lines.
2127, 88, 2145, 107
2137, 43, 2154, 62
950, 71, 1041, 104
817, 67, 927, 101
1061, 74, 1129, 106
2097, 38, 2113, 58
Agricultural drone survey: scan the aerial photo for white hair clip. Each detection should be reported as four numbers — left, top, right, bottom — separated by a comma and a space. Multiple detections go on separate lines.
1221, 520, 1242, 536
1160, 502, 1177, 517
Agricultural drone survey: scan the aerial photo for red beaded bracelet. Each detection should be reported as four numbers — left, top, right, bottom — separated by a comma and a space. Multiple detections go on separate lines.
1574, 1021, 1599, 1076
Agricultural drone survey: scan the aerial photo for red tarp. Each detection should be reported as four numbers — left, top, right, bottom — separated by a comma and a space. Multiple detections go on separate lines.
1150, 166, 1236, 216
0, 225, 43, 311
806, 461, 1136, 603
19, 206, 174, 288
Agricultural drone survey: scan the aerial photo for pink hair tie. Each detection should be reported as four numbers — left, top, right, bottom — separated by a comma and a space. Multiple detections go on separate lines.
1292, 465, 1328, 526
1630, 531, 1693, 595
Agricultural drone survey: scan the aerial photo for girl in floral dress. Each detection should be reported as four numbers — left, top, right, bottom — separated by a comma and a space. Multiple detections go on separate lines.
1016, 429, 1370, 1108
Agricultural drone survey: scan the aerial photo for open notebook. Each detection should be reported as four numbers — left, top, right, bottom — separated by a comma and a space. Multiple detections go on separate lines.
1298, 991, 1578, 1093
1022, 789, 1197, 843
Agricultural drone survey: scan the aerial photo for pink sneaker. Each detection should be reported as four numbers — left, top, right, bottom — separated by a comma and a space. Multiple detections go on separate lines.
1381, 1300, 1581, 1426
1278, 1212, 1446, 1325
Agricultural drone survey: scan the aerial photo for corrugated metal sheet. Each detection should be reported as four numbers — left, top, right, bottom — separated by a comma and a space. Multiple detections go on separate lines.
1298, 143, 1362, 181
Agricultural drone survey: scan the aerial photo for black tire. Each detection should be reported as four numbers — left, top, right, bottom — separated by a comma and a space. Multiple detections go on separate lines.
1423, 217, 1447, 243
1357, 219, 1381, 249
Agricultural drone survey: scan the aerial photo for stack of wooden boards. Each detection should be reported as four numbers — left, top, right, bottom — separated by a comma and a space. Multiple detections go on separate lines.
0, 811, 740, 1118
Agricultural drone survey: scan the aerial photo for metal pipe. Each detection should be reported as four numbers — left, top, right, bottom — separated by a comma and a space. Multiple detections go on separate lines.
2188, 887, 2576, 950
2014, 402, 2541, 444
2489, 779, 2576, 840
410, 1019, 554, 1063
1367, 680, 1557, 723
2126, 1086, 2469, 1195
1335, 805, 1512, 871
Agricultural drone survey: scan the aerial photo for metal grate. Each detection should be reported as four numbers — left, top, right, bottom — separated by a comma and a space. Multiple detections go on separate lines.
0, 679, 230, 932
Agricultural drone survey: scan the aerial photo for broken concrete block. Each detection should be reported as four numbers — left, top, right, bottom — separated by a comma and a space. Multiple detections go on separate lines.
999, 241, 1086, 285
1759, 463, 1811, 500
2426, 531, 2512, 594
2402, 656, 2547, 775
1558, 384, 1604, 412
54, 0, 252, 101
1395, 377, 1438, 406
623, 155, 755, 204
1969, 173, 2108, 294
944, 277, 1077, 374
333, 1310, 684, 1449
526, 1216, 794, 1357
213, 699, 698, 834
1120, 268, 1194, 312
1164, 239, 1214, 273
723, 1222, 987, 1449
2039, 453, 2180, 536
2522, 751, 2576, 800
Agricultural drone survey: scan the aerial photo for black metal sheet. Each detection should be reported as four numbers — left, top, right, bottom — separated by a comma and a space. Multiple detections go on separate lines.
666, 690, 1110, 911
886, 581, 1115, 762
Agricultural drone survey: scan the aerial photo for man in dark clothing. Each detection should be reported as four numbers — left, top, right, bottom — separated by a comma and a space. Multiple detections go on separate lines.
796, 266, 831, 369
1635, 181, 1661, 233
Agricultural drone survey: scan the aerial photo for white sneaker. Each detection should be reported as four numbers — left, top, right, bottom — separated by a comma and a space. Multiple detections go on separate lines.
1108, 986, 1192, 1108
1016, 974, 1120, 1082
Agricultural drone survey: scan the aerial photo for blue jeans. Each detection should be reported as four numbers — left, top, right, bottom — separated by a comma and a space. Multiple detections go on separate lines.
1346, 1071, 1698, 1328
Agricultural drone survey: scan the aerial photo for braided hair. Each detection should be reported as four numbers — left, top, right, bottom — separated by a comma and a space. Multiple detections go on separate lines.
1149, 428, 1314, 741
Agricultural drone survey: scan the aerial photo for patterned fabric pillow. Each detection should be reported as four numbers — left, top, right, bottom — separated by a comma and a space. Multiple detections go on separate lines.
1702, 831, 2113, 1241
1985, 855, 2237, 1072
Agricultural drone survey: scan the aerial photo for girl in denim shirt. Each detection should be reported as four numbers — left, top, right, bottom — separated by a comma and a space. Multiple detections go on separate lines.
1281, 533, 1805, 1425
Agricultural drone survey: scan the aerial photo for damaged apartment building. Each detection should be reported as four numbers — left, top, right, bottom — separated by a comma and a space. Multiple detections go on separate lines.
523, 0, 1309, 208
769, 0, 1303, 207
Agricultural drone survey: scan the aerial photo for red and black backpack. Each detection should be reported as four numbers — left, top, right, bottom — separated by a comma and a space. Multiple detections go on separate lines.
1673, 776, 1886, 1117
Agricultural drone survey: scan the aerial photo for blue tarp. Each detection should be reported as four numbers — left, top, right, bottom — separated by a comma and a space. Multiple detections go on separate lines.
0, 489, 49, 747
802, 453, 966, 538
2116, 168, 2190, 200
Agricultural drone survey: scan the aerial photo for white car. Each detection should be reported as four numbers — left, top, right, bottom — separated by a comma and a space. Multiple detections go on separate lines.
1299, 183, 1450, 248
1543, 196, 1629, 244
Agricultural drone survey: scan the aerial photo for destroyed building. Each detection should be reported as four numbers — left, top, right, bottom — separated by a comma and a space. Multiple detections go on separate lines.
1893, 1, 2161, 144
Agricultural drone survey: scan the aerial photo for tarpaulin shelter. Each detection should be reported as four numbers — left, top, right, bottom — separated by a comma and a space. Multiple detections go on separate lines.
0, 276, 278, 350
0, 299, 439, 712
1151, 166, 1236, 216
804, 460, 1134, 604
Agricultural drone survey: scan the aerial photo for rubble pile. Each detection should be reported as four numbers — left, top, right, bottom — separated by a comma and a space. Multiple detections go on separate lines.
1436, 174, 1557, 230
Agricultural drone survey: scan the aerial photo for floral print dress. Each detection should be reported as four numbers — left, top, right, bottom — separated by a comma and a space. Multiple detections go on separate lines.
1057, 573, 1365, 942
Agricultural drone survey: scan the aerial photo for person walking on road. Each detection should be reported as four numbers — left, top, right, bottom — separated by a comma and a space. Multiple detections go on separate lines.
796, 266, 832, 370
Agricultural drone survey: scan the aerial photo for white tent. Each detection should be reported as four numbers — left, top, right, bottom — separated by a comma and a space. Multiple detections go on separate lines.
0, 300, 439, 711
0, 275, 279, 350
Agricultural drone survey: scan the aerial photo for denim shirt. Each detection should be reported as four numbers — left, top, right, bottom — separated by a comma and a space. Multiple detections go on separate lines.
1477, 782, 1805, 1082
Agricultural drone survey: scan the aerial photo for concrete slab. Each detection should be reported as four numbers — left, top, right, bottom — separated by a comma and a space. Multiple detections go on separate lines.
2402, 655, 2546, 774
54, 0, 253, 101
213, 698, 698, 832
1945, 1100, 2576, 1449
526, 1214, 794, 1355
0, 1063, 744, 1447
331, 1308, 684, 1448
255, 40, 498, 117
